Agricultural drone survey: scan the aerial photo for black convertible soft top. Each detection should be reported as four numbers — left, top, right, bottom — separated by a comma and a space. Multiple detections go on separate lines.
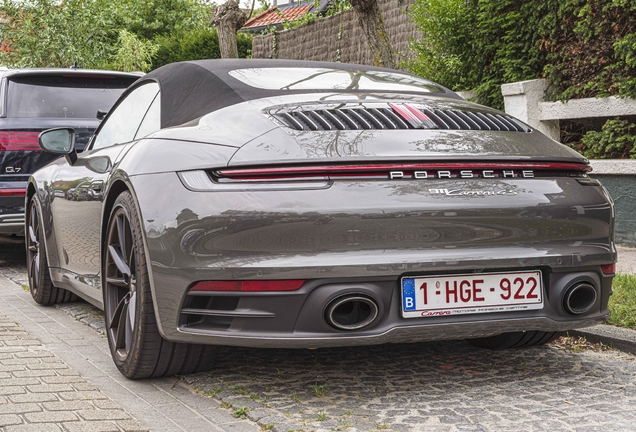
137, 59, 459, 128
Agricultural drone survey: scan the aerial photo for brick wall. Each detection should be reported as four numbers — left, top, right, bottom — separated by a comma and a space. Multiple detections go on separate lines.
251, 0, 420, 69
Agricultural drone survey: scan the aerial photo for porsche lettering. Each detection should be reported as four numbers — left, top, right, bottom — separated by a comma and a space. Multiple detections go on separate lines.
388, 170, 534, 179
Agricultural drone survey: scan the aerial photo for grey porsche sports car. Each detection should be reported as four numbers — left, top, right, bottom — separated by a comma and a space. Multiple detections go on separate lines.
27, 60, 615, 379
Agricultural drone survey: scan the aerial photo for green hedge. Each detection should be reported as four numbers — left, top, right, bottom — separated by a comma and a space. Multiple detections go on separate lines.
408, 0, 636, 110
576, 118, 636, 159
152, 28, 253, 69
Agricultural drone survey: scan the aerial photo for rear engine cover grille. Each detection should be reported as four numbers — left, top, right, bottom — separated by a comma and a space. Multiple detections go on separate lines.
274, 105, 531, 132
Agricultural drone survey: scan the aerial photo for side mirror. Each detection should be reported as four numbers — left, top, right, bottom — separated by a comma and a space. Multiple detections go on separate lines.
38, 128, 77, 165
97, 110, 108, 120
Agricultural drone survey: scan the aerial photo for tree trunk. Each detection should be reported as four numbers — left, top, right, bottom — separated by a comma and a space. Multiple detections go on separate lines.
349, 0, 395, 69
212, 0, 247, 59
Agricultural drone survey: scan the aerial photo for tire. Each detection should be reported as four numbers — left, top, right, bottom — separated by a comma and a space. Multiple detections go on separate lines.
103, 191, 217, 379
26, 196, 78, 305
467, 331, 562, 350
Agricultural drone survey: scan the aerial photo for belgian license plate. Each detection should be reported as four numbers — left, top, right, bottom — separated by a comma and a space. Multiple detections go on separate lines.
401, 271, 543, 318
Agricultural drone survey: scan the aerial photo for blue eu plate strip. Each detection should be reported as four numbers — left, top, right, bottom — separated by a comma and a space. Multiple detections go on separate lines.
402, 278, 416, 311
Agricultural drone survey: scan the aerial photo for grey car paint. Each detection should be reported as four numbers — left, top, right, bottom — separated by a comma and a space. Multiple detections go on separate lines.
28, 89, 615, 348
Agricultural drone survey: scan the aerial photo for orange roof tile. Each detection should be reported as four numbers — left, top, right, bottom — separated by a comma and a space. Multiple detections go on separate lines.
244, 5, 313, 28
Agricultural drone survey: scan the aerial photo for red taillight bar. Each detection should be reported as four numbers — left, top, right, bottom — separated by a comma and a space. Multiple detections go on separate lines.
0, 131, 41, 151
189, 280, 305, 292
216, 162, 592, 178
0, 188, 26, 197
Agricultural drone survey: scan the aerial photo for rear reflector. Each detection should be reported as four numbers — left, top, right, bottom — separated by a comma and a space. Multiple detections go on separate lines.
0, 131, 41, 151
0, 188, 26, 197
601, 264, 615, 275
189, 280, 305, 292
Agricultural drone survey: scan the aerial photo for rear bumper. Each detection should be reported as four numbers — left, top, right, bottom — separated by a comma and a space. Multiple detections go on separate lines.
0, 213, 25, 236
0, 180, 27, 236
171, 316, 608, 349
151, 265, 613, 348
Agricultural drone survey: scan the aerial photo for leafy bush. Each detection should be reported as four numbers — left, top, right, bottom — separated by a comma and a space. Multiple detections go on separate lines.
542, 1, 636, 101
0, 0, 114, 69
283, 11, 319, 30
611, 33, 636, 97
153, 28, 221, 68
102, 0, 211, 41
0, 0, 243, 72
152, 28, 253, 69
407, 0, 478, 94
407, 0, 636, 109
236, 32, 254, 59
576, 118, 636, 159
111, 30, 159, 72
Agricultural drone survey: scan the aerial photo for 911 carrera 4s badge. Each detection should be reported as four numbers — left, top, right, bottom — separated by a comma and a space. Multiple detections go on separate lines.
429, 188, 517, 196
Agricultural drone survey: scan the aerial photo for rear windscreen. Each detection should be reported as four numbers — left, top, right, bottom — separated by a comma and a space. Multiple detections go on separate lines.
228, 68, 448, 94
6, 75, 137, 118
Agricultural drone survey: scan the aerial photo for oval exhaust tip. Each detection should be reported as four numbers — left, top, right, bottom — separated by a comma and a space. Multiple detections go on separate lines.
325, 295, 379, 331
563, 283, 597, 315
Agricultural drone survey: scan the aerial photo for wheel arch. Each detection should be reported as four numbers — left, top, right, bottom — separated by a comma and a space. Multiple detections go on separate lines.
25, 180, 59, 270
101, 179, 130, 243
101, 176, 168, 337
25, 182, 37, 240
26, 181, 37, 205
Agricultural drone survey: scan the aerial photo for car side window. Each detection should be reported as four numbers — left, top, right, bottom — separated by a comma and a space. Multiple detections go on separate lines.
92, 82, 159, 150
134, 92, 161, 140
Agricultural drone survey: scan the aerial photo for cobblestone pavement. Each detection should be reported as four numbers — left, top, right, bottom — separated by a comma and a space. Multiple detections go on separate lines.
0, 311, 147, 432
3, 243, 636, 431
0, 257, 259, 432
182, 341, 636, 432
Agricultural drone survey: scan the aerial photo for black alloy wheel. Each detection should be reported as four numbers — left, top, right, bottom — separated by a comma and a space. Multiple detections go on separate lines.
26, 196, 76, 305
27, 199, 44, 299
103, 191, 217, 379
104, 203, 138, 364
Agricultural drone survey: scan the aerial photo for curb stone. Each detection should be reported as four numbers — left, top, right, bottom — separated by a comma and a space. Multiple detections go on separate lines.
569, 324, 636, 355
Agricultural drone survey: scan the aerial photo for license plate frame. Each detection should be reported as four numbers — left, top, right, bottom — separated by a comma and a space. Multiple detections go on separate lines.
401, 270, 543, 318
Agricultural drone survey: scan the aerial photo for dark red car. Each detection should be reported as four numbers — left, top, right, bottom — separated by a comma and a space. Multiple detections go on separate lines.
0, 68, 141, 238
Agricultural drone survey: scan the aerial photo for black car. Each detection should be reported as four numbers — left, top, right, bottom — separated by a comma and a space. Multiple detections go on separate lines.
0, 68, 141, 238
29, 60, 615, 379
